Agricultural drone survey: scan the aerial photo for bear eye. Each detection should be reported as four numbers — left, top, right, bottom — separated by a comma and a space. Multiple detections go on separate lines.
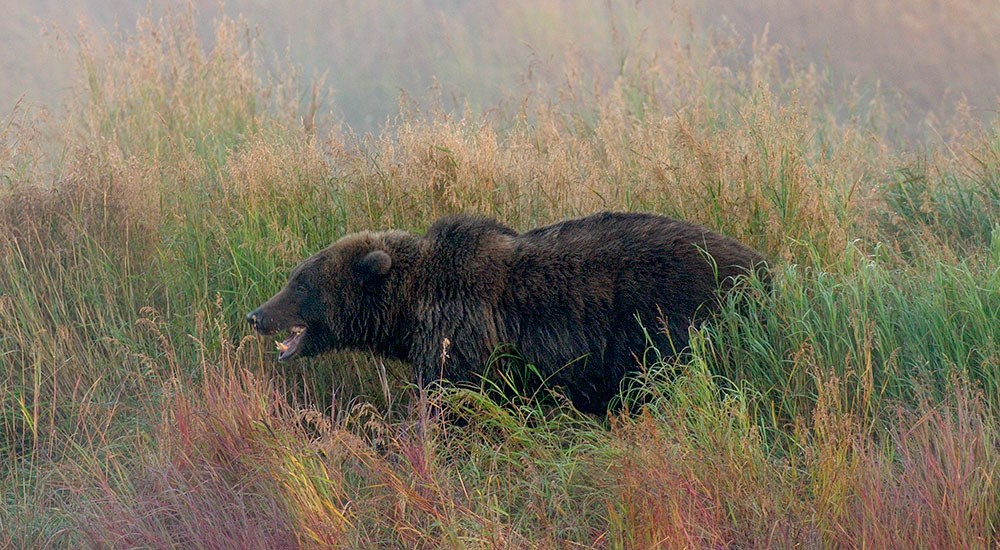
294, 284, 309, 295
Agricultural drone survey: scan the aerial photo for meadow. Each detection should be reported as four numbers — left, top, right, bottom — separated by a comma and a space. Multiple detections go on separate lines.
2, 6, 999, 549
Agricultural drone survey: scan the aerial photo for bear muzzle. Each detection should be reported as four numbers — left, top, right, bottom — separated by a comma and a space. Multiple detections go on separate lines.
246, 309, 267, 332
247, 308, 310, 361
246, 308, 287, 336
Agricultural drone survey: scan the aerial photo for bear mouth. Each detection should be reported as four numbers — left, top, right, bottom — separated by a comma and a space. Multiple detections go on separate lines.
275, 326, 306, 361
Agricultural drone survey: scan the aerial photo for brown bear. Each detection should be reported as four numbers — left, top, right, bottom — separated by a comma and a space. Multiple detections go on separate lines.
247, 212, 767, 414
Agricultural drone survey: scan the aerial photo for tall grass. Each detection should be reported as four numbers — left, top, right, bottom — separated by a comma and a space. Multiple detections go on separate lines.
8, 0, 999, 137
1, 5, 998, 548
703, 242, 1000, 427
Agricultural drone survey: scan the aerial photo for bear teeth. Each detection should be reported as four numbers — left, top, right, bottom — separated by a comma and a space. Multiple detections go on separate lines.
275, 326, 306, 357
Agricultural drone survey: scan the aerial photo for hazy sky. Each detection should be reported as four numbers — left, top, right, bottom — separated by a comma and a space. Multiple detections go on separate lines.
4, 1, 997, 134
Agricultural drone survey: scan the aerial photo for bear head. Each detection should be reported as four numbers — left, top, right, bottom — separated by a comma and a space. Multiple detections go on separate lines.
247, 233, 396, 361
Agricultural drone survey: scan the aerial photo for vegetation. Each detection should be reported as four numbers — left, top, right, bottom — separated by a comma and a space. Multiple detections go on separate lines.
2, 5, 998, 548
6, 0, 1000, 135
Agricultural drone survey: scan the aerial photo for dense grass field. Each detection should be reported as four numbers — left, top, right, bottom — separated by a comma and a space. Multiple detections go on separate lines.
2, 8, 999, 549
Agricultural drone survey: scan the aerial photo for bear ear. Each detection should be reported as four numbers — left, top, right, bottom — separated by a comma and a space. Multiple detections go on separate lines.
356, 250, 392, 279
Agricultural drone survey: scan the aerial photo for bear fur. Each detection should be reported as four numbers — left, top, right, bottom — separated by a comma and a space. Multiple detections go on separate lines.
248, 212, 767, 414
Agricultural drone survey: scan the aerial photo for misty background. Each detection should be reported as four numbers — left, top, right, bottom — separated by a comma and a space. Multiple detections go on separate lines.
4, 0, 999, 138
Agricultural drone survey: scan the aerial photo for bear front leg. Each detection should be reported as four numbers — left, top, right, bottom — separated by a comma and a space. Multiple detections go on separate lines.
410, 334, 494, 389
410, 335, 452, 389
409, 299, 500, 389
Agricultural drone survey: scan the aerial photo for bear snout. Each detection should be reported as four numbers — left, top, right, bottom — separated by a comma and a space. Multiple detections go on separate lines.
247, 302, 302, 336
247, 309, 270, 333
247, 310, 260, 328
